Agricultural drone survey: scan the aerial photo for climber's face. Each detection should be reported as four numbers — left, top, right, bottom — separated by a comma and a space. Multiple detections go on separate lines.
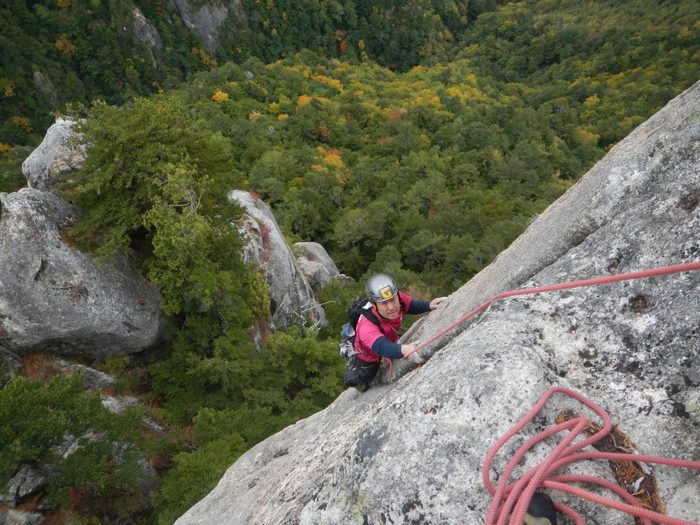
375, 295, 400, 320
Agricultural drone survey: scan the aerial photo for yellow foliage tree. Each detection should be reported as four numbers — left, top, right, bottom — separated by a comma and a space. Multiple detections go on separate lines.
9, 116, 32, 134
0, 78, 16, 97
191, 47, 218, 68
296, 94, 313, 109
55, 34, 78, 56
0, 143, 13, 158
313, 74, 343, 92
211, 91, 229, 102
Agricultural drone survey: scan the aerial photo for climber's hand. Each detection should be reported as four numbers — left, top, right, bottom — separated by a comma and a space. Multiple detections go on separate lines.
430, 297, 447, 310
401, 342, 425, 364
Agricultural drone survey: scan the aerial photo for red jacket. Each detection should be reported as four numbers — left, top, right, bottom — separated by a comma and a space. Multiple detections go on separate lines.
354, 291, 414, 362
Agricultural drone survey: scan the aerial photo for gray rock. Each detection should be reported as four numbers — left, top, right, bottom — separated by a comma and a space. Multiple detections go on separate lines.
101, 393, 166, 435
32, 72, 58, 110
169, 0, 247, 52
0, 346, 21, 378
2, 465, 48, 508
101, 393, 140, 414
131, 7, 163, 52
174, 82, 700, 524
54, 360, 118, 390
0, 188, 164, 357
230, 190, 326, 329
0, 510, 43, 525
21, 117, 86, 192
293, 241, 342, 291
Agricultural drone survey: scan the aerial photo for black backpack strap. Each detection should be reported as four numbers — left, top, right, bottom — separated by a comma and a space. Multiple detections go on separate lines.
360, 308, 381, 328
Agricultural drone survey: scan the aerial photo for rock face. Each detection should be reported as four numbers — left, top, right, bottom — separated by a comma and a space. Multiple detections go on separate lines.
1, 465, 47, 508
231, 190, 326, 330
21, 117, 86, 192
293, 241, 345, 291
32, 72, 59, 110
0, 509, 43, 525
0, 189, 164, 357
131, 7, 163, 52
169, 0, 246, 51
174, 82, 700, 524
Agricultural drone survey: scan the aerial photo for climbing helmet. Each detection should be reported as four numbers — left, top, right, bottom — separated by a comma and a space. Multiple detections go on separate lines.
365, 274, 398, 303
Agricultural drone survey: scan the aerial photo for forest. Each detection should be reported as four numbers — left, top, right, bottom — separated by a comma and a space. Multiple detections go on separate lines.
1, 0, 700, 523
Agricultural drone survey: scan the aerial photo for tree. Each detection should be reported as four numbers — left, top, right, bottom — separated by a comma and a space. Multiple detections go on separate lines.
60, 98, 269, 424
153, 326, 346, 524
62, 97, 264, 317
0, 373, 150, 508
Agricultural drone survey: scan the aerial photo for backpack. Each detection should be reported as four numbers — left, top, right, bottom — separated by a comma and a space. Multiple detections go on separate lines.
338, 296, 381, 360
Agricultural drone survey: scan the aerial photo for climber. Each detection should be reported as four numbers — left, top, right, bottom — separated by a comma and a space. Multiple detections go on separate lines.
343, 273, 446, 391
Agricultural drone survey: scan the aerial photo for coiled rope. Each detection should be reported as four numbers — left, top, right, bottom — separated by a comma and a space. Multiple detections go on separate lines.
483, 387, 700, 524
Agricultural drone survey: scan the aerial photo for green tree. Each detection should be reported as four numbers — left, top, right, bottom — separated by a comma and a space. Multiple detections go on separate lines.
153, 326, 345, 524
153, 431, 247, 525
62, 97, 264, 316
60, 98, 269, 425
0, 374, 148, 507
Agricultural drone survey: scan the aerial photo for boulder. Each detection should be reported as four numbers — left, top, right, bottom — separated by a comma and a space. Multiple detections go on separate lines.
293, 241, 345, 291
0, 188, 164, 357
0, 510, 43, 525
54, 359, 118, 390
1, 465, 48, 508
174, 82, 700, 524
230, 190, 326, 330
21, 117, 85, 192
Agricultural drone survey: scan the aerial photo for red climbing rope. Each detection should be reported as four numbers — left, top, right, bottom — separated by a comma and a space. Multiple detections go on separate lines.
386, 260, 700, 379
483, 387, 700, 525
402, 260, 700, 360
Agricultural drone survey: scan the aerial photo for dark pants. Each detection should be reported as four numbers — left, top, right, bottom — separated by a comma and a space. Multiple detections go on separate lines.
343, 355, 380, 387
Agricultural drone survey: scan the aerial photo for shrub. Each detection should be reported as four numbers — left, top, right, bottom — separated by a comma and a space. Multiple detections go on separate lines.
0, 374, 145, 506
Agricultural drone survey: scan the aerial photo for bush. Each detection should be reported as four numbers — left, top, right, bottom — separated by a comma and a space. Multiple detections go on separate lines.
153, 326, 346, 524
0, 374, 145, 506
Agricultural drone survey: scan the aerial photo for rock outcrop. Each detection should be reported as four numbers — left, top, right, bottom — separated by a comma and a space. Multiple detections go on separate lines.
131, 6, 163, 52
174, 82, 700, 524
1, 465, 48, 509
21, 118, 85, 192
0, 189, 164, 357
13, 118, 328, 354
32, 72, 59, 111
231, 190, 326, 330
169, 0, 246, 52
0, 509, 43, 525
294, 241, 348, 291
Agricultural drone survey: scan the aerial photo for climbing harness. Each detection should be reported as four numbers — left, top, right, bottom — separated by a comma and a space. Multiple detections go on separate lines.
483, 387, 700, 525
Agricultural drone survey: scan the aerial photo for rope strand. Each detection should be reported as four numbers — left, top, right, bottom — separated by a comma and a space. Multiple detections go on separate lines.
405, 260, 700, 359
